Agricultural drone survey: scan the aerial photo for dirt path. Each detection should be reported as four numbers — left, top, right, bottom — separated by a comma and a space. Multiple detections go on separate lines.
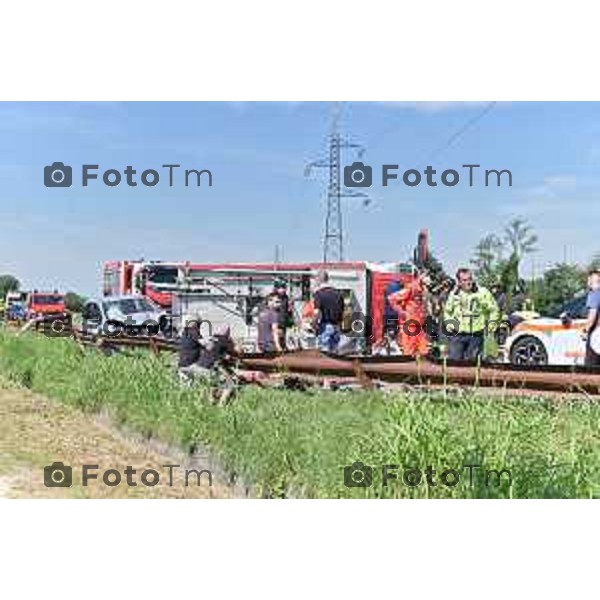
0, 384, 233, 498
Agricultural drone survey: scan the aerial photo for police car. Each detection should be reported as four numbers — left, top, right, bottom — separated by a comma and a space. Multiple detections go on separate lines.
504, 294, 598, 366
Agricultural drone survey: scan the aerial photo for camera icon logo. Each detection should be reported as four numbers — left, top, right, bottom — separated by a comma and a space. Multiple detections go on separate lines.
344, 461, 373, 488
344, 161, 372, 187
346, 311, 372, 339
44, 162, 73, 187
43, 462, 73, 487
42, 317, 72, 338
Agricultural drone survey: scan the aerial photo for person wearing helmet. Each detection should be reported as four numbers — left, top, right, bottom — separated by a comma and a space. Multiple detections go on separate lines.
273, 278, 293, 350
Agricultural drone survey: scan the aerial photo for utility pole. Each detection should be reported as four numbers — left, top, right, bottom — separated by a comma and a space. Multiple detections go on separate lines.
324, 105, 343, 262
305, 103, 369, 263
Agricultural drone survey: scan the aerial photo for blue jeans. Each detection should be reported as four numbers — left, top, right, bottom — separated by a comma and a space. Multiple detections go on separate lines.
318, 323, 341, 353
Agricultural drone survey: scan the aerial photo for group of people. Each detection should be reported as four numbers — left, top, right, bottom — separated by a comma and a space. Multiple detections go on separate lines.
177, 266, 600, 377
379, 267, 500, 362
256, 270, 345, 354
253, 266, 504, 362
177, 270, 347, 392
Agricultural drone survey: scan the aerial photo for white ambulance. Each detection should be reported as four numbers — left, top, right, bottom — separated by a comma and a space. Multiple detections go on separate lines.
505, 294, 589, 366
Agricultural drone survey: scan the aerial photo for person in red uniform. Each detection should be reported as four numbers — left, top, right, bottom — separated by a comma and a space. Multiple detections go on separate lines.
388, 276, 429, 357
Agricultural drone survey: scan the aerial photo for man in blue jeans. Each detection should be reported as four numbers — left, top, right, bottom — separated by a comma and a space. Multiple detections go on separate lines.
313, 270, 345, 353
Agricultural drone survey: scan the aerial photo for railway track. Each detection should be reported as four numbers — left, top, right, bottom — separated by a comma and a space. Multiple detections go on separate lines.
68, 329, 600, 395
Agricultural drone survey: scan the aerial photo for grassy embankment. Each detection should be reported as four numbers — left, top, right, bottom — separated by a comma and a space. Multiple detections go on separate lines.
1, 331, 600, 498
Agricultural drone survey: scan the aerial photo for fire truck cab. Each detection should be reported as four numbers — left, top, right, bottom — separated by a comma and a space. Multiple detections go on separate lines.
103, 260, 181, 309
26, 291, 67, 321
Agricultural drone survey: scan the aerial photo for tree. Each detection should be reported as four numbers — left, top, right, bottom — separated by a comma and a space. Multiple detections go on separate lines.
587, 253, 600, 273
471, 218, 538, 290
64, 291, 86, 313
503, 218, 538, 260
532, 263, 585, 314
470, 234, 504, 288
470, 219, 539, 313
0, 274, 20, 299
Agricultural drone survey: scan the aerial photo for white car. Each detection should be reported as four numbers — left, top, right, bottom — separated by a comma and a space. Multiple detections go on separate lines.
505, 295, 588, 366
82, 295, 170, 337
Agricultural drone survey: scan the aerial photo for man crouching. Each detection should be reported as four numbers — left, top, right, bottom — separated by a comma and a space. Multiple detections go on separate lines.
178, 315, 238, 405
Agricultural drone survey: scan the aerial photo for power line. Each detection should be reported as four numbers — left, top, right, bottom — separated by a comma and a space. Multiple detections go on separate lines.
422, 101, 497, 162
367, 101, 497, 162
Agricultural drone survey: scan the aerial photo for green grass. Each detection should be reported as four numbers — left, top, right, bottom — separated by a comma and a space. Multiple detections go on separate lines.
1, 331, 600, 498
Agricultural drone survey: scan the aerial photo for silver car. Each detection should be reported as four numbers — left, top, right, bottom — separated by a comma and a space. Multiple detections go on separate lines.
82, 295, 169, 337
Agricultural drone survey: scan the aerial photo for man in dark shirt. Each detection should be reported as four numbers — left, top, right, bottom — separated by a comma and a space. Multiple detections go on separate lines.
178, 316, 202, 368
257, 293, 283, 353
313, 270, 344, 353
197, 325, 236, 369
179, 318, 236, 379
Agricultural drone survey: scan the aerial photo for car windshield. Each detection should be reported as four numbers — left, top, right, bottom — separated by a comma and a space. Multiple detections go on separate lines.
104, 298, 156, 315
31, 295, 63, 305
548, 293, 587, 319
147, 266, 178, 285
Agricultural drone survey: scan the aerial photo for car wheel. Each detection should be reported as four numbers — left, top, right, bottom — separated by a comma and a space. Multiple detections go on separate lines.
509, 335, 548, 366
144, 323, 159, 337
158, 315, 172, 336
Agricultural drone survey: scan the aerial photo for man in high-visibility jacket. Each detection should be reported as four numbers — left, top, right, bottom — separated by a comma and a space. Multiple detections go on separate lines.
443, 268, 500, 361
388, 276, 429, 357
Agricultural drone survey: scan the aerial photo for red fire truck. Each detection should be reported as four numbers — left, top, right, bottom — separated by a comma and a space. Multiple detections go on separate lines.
102, 261, 182, 309
26, 291, 67, 320
172, 260, 419, 352
102, 231, 436, 353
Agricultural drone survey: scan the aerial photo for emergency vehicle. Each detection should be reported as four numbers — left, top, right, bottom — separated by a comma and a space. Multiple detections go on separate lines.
103, 232, 434, 353
102, 260, 182, 309
26, 291, 67, 319
4, 291, 28, 322
505, 294, 589, 366
171, 261, 417, 353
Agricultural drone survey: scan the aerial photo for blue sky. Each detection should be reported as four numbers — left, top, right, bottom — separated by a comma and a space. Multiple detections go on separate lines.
1, 101, 599, 295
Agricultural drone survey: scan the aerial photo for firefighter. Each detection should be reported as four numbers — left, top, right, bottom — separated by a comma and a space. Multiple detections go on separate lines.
372, 280, 403, 355
443, 268, 500, 361
388, 276, 429, 357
